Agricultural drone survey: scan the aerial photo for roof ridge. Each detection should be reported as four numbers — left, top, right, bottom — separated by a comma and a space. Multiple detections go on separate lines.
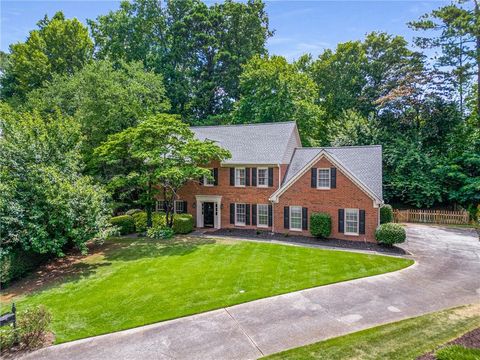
293, 145, 382, 150
190, 121, 296, 129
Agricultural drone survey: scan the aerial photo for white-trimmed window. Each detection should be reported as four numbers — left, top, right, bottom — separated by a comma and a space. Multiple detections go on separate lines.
156, 200, 166, 212
235, 168, 246, 187
345, 208, 359, 235
257, 168, 268, 187
204, 169, 215, 186
257, 204, 269, 227
317, 168, 331, 189
289, 206, 302, 231
174, 200, 185, 214
235, 203, 246, 225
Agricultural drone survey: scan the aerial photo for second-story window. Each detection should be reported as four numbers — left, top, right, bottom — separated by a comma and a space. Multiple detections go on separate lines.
317, 168, 331, 189
235, 167, 246, 187
257, 168, 268, 187
204, 169, 215, 186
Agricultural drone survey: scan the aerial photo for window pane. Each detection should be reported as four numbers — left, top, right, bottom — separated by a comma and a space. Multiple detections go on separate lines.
345, 209, 358, 233
175, 201, 184, 213
257, 168, 267, 186
204, 169, 215, 185
257, 204, 268, 226
235, 168, 245, 186
318, 169, 330, 188
236, 203, 246, 224
290, 206, 302, 230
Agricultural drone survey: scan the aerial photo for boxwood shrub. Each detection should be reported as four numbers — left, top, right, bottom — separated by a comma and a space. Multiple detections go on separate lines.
375, 223, 406, 245
310, 212, 332, 238
132, 211, 168, 233
0, 248, 50, 286
110, 215, 136, 235
173, 214, 194, 234
380, 204, 394, 224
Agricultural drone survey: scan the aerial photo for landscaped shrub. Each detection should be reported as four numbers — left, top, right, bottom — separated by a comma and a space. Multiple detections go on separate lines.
132, 211, 166, 233
125, 208, 142, 216
0, 248, 50, 286
380, 204, 394, 224
0, 326, 16, 352
173, 214, 194, 234
436, 345, 480, 360
17, 305, 52, 350
147, 225, 174, 240
375, 223, 406, 245
109, 215, 135, 235
310, 212, 332, 238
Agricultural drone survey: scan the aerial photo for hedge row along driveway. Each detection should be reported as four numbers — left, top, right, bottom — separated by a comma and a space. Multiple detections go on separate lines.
3, 236, 412, 343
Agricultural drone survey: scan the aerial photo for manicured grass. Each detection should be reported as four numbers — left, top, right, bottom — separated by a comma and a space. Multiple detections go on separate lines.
436, 345, 480, 360
3, 237, 412, 343
263, 304, 480, 360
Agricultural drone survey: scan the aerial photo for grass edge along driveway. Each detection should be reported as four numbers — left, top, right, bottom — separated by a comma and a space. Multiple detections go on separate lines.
263, 303, 480, 360
5, 236, 413, 343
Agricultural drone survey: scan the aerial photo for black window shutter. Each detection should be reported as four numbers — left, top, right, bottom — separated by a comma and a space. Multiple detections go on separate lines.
331, 167, 337, 189
246, 168, 250, 186
162, 201, 167, 212
246, 204, 250, 225
268, 204, 273, 226
183, 201, 188, 213
213, 168, 218, 186
252, 168, 257, 186
284, 206, 290, 229
359, 210, 366, 234
199, 175, 204, 185
252, 204, 257, 226
230, 203, 235, 224
338, 209, 345, 232
230, 168, 235, 186
302, 208, 308, 230
311, 168, 317, 188
268, 167, 274, 187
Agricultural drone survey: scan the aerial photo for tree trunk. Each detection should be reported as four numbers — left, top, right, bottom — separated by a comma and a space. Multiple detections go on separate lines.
146, 182, 153, 228
475, 0, 480, 116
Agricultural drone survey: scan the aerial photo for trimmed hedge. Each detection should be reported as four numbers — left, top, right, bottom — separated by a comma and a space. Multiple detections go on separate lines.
375, 223, 406, 245
310, 212, 332, 238
0, 248, 50, 286
110, 215, 136, 235
147, 225, 175, 240
132, 211, 166, 233
380, 204, 394, 224
173, 214, 194, 234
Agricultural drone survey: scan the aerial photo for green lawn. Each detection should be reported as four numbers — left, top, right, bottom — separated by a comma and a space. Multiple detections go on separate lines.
263, 304, 480, 360
3, 236, 412, 343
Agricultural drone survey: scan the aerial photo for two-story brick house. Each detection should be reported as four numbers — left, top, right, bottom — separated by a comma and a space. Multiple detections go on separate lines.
163, 121, 384, 242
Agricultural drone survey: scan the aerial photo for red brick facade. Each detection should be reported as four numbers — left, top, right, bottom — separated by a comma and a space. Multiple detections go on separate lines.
173, 157, 380, 242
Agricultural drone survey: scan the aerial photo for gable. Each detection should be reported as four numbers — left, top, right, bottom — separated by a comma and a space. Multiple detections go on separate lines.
271, 147, 383, 204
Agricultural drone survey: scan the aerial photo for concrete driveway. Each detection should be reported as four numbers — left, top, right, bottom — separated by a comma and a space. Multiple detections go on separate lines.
21, 224, 480, 360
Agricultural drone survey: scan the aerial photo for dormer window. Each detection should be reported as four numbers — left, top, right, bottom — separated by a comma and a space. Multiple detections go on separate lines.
317, 168, 331, 189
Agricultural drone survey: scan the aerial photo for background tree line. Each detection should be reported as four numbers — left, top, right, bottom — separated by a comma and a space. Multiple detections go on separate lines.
1, 0, 479, 267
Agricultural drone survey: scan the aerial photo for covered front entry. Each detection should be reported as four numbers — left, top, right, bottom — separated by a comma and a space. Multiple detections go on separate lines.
195, 195, 222, 229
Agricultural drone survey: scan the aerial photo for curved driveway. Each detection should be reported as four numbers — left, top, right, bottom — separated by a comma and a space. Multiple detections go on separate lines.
22, 225, 480, 360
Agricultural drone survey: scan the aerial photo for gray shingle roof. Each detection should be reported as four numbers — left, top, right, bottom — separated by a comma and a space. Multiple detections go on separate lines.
282, 146, 383, 200
191, 122, 299, 165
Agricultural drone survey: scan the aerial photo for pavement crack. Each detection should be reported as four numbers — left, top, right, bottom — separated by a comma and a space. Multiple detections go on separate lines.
224, 307, 265, 357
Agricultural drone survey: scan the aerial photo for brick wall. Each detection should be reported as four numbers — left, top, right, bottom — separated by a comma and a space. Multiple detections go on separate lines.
174, 158, 379, 242
273, 157, 379, 242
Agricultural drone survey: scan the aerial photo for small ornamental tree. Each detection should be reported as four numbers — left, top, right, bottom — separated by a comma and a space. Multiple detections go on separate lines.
380, 204, 394, 224
95, 114, 230, 229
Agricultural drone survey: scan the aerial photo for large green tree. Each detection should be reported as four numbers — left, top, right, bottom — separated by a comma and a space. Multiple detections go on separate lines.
234, 55, 325, 145
0, 104, 110, 257
1, 12, 93, 100
94, 114, 230, 227
89, 0, 271, 122
409, 0, 480, 117
25, 60, 170, 172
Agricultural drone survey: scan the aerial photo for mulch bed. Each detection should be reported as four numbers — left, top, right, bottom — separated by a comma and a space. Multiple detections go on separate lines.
417, 327, 480, 360
209, 228, 408, 256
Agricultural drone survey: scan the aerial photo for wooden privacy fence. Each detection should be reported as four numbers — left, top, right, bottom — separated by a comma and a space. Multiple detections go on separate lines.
393, 209, 469, 225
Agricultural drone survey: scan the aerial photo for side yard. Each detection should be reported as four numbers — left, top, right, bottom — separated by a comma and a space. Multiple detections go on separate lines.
263, 304, 480, 360
0, 236, 412, 344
